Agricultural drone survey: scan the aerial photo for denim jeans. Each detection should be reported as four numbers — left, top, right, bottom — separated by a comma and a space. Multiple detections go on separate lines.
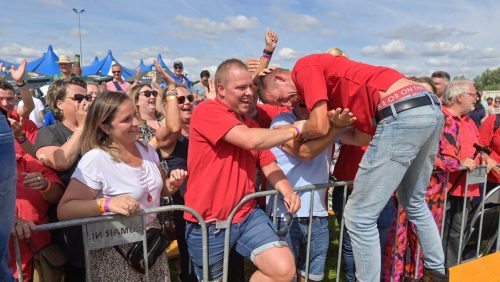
344, 93, 445, 281
276, 217, 329, 281
0, 113, 16, 282
331, 188, 394, 282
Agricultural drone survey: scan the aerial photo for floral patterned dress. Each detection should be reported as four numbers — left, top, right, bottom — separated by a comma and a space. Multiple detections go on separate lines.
382, 109, 462, 281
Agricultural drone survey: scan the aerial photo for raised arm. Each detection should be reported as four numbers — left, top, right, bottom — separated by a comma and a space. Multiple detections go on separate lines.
12, 59, 34, 118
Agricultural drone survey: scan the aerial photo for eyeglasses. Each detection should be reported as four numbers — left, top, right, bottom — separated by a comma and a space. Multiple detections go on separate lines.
276, 200, 293, 237
112, 70, 121, 74
69, 94, 92, 103
495, 100, 500, 103
140, 90, 158, 98
178, 94, 194, 104
464, 93, 477, 98
174, 66, 183, 70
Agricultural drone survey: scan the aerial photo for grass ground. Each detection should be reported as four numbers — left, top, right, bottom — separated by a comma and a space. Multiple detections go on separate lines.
167, 214, 347, 282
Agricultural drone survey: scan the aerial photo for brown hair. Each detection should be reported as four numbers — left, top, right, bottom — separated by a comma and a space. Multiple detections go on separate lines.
80, 91, 138, 161
0, 79, 15, 93
46, 77, 87, 121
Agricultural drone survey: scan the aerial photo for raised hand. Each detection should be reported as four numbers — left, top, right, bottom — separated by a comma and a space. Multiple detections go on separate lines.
328, 108, 356, 128
11, 59, 27, 83
205, 78, 216, 100
265, 30, 279, 52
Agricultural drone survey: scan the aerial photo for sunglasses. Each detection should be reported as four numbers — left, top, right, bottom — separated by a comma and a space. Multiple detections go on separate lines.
140, 90, 158, 98
70, 94, 92, 103
178, 94, 194, 104
112, 71, 121, 74
276, 200, 293, 237
174, 66, 183, 70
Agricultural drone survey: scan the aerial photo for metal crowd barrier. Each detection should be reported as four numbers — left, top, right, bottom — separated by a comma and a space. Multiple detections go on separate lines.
11, 166, 499, 282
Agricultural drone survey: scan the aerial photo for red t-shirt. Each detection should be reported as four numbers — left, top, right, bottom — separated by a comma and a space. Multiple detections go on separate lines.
291, 54, 405, 134
9, 154, 63, 281
479, 114, 500, 184
184, 99, 276, 223
255, 103, 290, 128
10, 110, 38, 155
333, 145, 367, 181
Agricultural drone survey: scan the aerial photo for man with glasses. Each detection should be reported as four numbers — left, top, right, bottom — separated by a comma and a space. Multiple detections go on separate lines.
172, 60, 192, 90
105, 64, 132, 93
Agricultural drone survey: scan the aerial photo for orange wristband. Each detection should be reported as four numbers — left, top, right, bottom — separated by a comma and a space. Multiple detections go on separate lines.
98, 199, 106, 214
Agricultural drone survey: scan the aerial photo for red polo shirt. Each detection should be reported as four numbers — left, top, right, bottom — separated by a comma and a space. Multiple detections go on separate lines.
479, 114, 500, 184
185, 99, 276, 223
291, 54, 404, 134
333, 145, 367, 182
255, 103, 290, 128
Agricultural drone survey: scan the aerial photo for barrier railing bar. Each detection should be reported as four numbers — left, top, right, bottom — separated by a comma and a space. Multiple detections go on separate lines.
142, 215, 150, 281
304, 187, 316, 282
476, 181, 486, 258
82, 224, 91, 282
335, 185, 348, 282
13, 236, 23, 282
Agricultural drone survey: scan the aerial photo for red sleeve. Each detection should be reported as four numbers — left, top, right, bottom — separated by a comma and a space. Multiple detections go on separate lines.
292, 65, 329, 112
255, 104, 290, 128
24, 154, 63, 186
22, 119, 38, 143
257, 149, 276, 169
479, 115, 495, 147
191, 101, 242, 146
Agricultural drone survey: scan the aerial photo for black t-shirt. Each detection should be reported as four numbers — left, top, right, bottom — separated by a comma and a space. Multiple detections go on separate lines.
33, 122, 82, 187
165, 134, 189, 201
33, 122, 85, 268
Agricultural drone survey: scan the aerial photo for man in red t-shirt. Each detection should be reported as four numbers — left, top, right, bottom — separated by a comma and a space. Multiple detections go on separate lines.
260, 54, 447, 281
184, 59, 302, 282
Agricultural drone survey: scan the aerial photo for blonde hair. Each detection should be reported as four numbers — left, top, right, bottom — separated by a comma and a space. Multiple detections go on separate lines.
325, 48, 348, 57
129, 84, 164, 125
80, 91, 142, 161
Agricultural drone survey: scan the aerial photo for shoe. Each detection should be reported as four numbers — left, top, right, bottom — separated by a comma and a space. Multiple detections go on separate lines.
423, 268, 449, 282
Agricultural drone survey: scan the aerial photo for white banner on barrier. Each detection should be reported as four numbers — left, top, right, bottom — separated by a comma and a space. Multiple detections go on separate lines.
467, 167, 487, 185
85, 215, 144, 250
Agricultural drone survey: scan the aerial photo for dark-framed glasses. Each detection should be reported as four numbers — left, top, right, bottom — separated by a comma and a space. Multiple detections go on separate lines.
276, 200, 293, 237
112, 70, 121, 74
178, 94, 194, 104
140, 90, 158, 98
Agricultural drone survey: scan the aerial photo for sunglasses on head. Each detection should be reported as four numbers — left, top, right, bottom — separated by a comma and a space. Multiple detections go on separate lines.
276, 199, 293, 237
71, 94, 92, 103
178, 94, 194, 104
112, 70, 121, 74
140, 90, 158, 98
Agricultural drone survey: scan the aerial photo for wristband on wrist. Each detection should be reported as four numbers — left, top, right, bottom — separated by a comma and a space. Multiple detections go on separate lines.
104, 197, 111, 212
166, 90, 178, 96
98, 199, 106, 214
263, 49, 274, 56
15, 134, 27, 143
289, 127, 300, 139
75, 127, 83, 132
262, 53, 272, 59
16, 81, 26, 87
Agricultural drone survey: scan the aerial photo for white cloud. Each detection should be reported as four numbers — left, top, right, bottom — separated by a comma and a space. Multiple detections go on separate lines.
123, 46, 171, 66
0, 43, 43, 62
174, 15, 259, 39
426, 58, 453, 67
288, 14, 320, 32
421, 41, 469, 56
276, 47, 301, 60
380, 23, 475, 42
361, 40, 410, 58
68, 28, 88, 37
54, 48, 77, 58
39, 0, 66, 7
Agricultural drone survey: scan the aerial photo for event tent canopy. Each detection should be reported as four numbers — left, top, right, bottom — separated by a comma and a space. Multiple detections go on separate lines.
82, 50, 135, 79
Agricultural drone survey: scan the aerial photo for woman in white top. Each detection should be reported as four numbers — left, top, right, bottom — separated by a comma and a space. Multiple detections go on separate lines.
57, 91, 186, 281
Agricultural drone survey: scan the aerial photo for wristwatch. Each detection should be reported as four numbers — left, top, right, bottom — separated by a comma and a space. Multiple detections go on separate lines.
16, 134, 27, 143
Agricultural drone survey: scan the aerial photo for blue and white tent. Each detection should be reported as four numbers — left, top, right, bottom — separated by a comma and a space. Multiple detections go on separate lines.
137, 59, 153, 73
27, 45, 60, 76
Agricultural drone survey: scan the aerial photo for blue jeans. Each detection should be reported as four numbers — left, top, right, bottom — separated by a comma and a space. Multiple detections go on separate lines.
276, 217, 329, 281
331, 188, 394, 282
185, 208, 288, 281
0, 113, 16, 282
344, 93, 445, 281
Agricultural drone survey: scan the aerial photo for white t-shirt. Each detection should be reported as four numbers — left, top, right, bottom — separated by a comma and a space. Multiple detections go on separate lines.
18, 97, 45, 128
72, 141, 163, 223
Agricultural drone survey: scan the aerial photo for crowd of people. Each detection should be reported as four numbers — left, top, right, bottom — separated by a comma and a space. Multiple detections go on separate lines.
1, 30, 499, 282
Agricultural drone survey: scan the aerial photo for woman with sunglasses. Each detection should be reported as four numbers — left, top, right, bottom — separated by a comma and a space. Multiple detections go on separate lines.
57, 91, 186, 281
33, 77, 90, 282
130, 84, 164, 148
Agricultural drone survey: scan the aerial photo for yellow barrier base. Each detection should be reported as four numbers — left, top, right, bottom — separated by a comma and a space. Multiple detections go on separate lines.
166, 240, 179, 259
450, 252, 500, 282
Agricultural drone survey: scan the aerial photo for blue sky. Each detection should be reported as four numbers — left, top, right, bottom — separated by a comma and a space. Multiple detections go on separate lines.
2, 0, 500, 80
